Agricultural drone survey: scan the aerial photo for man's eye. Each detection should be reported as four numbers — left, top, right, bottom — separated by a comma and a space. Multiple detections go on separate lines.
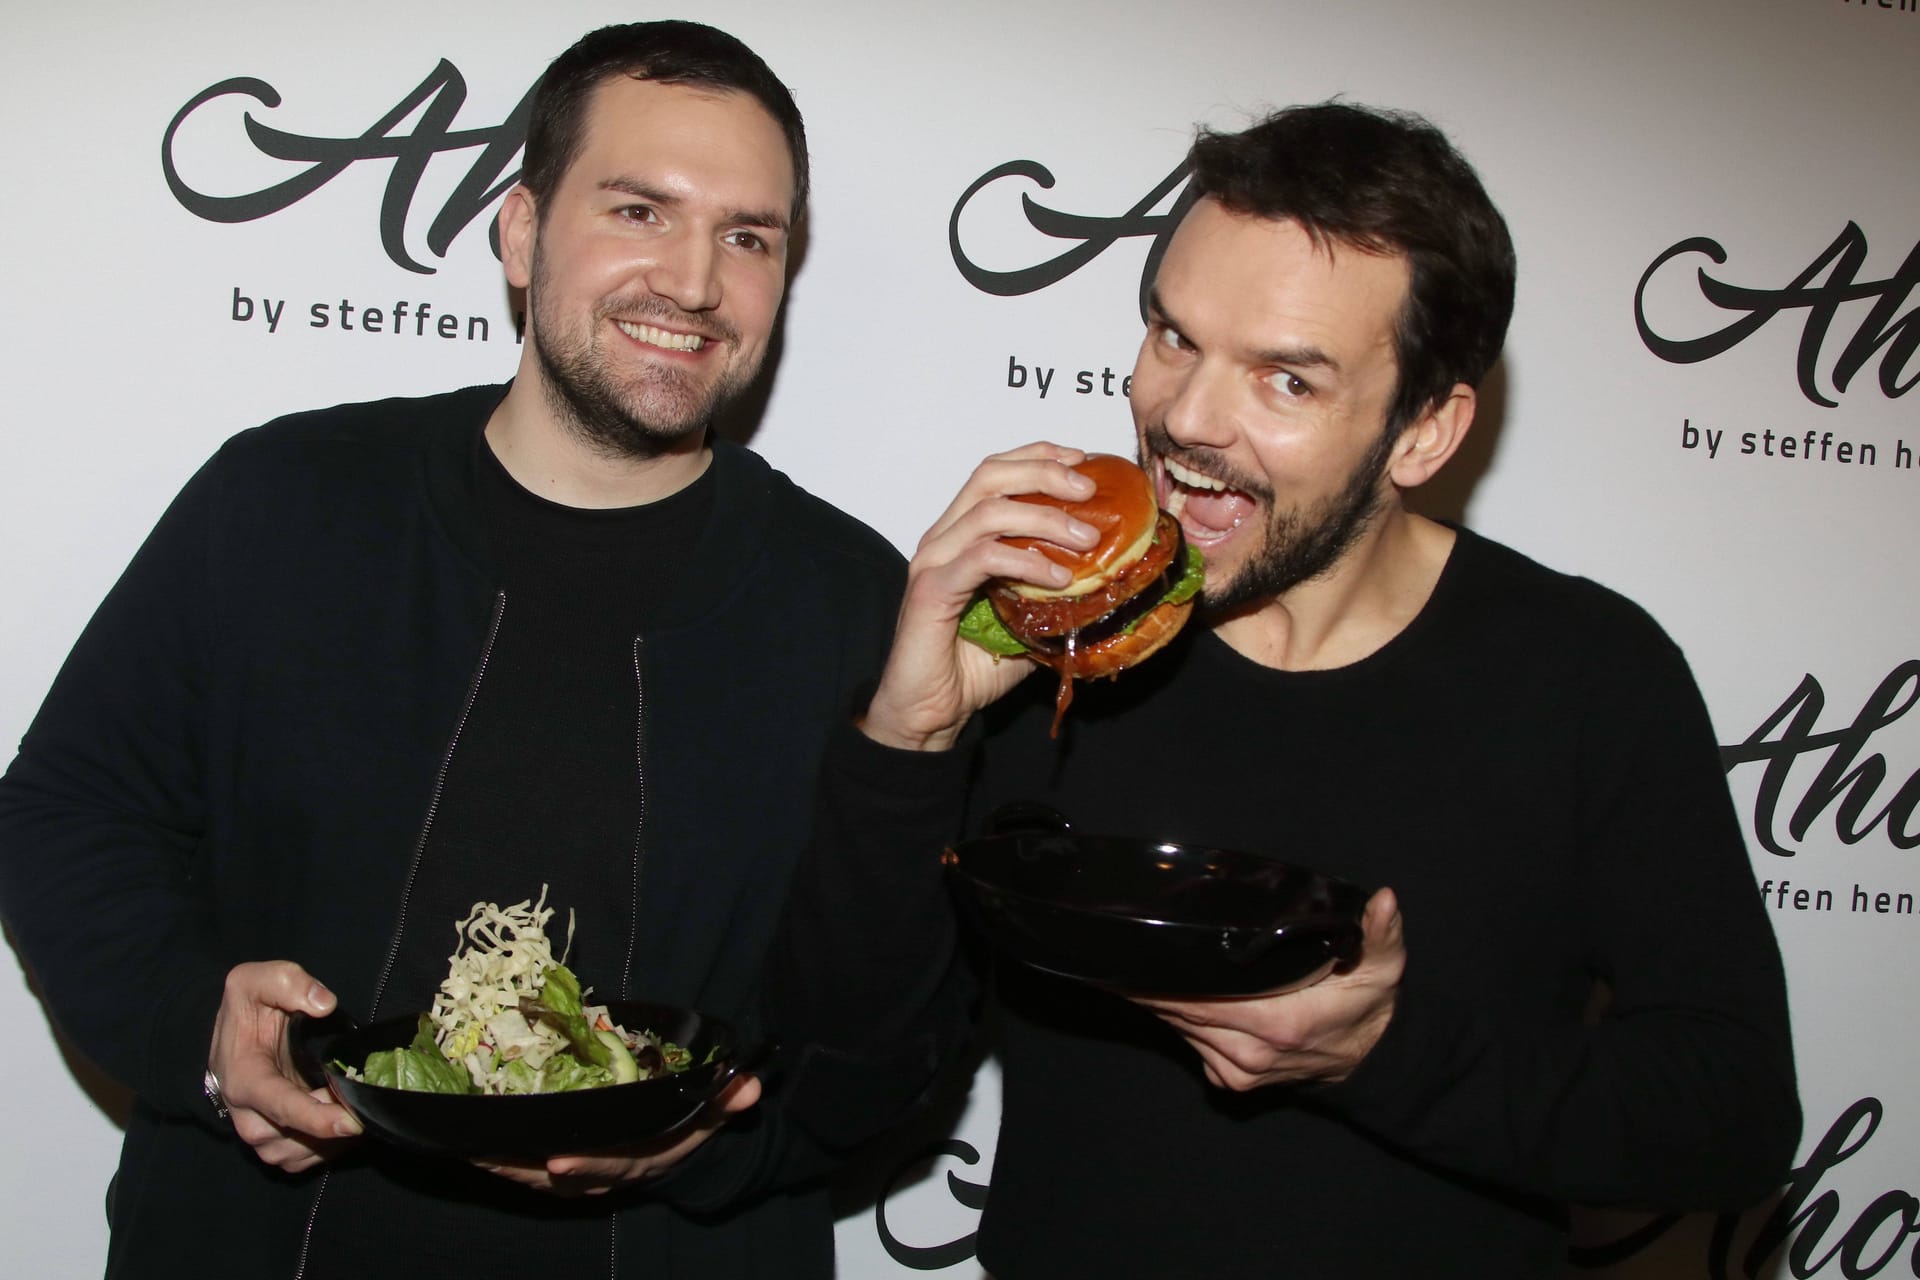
725, 230, 767, 252
1268, 371, 1311, 398
1156, 326, 1189, 352
620, 205, 661, 224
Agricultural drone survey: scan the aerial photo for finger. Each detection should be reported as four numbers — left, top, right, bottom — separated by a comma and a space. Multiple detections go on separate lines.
921, 453, 1098, 545
1362, 886, 1401, 939
1356, 887, 1406, 973
474, 1160, 553, 1190
314, 1085, 362, 1135
233, 1111, 349, 1171
714, 1073, 762, 1114
543, 1153, 637, 1182
229, 1067, 359, 1140
253, 1135, 328, 1173
1135, 996, 1206, 1025
1186, 1039, 1257, 1093
226, 959, 337, 1018
910, 512, 1102, 613
982, 440, 1088, 466
944, 484, 1103, 554
913, 500, 1101, 594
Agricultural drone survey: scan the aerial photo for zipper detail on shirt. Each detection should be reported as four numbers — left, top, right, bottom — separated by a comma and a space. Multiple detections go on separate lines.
291, 588, 507, 1280
605, 635, 646, 1280
368, 589, 508, 1019
290, 1169, 329, 1280
623, 634, 647, 1003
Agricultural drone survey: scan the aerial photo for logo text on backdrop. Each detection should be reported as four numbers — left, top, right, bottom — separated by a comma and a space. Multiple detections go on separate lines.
951, 157, 1198, 403
1635, 224, 1918, 405
162, 61, 528, 274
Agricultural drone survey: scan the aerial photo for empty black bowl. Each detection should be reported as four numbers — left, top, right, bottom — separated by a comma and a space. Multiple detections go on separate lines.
290, 1000, 737, 1158
944, 807, 1369, 997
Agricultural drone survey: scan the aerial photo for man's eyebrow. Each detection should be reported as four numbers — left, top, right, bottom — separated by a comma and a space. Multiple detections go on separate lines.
600, 177, 676, 204
1147, 287, 1340, 373
1252, 342, 1339, 373
1146, 285, 1172, 324
598, 177, 788, 233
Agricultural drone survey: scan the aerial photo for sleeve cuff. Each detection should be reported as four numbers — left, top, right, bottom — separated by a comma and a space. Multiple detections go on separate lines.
142, 963, 231, 1127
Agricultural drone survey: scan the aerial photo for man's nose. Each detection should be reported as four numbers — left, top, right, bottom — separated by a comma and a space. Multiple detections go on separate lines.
1160, 362, 1236, 451
644, 231, 721, 313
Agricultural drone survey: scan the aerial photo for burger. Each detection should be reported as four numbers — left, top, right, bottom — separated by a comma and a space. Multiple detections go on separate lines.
958, 454, 1203, 712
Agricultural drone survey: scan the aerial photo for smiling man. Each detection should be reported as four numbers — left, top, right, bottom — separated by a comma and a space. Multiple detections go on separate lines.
0, 21, 903, 1280
773, 104, 1802, 1276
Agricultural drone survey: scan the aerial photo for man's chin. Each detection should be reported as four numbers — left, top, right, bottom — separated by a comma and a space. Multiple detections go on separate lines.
577, 410, 710, 461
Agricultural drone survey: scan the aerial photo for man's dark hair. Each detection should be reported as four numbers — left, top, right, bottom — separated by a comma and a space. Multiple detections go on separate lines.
521, 20, 809, 222
1188, 102, 1514, 438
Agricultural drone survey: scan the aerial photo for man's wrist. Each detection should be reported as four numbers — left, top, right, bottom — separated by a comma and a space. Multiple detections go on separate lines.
855, 705, 964, 754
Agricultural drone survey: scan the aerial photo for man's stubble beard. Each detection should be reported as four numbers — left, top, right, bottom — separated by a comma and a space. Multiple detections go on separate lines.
1143, 422, 1399, 617
528, 242, 758, 462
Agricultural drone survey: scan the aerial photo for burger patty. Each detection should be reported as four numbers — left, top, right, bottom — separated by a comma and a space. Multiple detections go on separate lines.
988, 513, 1185, 642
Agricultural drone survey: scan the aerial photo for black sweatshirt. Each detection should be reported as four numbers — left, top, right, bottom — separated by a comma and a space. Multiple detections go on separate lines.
0, 385, 905, 1279
773, 527, 1801, 1278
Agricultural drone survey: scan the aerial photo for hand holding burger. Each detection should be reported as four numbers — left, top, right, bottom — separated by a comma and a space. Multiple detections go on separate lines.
958, 454, 1203, 731
860, 445, 1200, 754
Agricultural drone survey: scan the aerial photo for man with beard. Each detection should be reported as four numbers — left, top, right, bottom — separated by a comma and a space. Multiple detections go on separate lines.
770, 104, 1800, 1275
0, 21, 903, 1279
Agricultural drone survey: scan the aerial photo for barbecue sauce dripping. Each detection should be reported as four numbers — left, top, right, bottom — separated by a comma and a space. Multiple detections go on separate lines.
1049, 629, 1079, 738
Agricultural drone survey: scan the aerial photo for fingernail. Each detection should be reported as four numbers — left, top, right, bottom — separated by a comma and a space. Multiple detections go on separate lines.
335, 1116, 362, 1137
1048, 564, 1072, 585
307, 984, 334, 1011
1069, 520, 1098, 544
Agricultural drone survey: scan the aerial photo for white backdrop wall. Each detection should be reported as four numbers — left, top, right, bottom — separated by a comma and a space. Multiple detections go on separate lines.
3, 1, 1916, 1276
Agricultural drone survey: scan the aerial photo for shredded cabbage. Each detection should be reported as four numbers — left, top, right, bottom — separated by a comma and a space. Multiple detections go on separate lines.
425, 889, 596, 1093
343, 888, 693, 1095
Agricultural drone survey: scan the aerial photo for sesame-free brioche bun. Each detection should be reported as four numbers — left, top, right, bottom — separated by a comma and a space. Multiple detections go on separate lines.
983, 454, 1199, 682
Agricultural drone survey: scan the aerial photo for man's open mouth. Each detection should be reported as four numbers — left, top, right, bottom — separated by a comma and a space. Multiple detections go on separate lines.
1157, 455, 1257, 542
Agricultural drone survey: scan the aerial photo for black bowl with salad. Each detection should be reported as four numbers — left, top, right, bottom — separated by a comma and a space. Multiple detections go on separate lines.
290, 893, 740, 1158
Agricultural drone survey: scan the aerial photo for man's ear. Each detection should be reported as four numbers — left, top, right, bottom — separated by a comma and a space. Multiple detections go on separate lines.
498, 184, 538, 291
1388, 384, 1475, 490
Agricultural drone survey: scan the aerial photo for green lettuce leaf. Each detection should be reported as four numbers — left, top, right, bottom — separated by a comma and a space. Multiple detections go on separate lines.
499, 1059, 538, 1094
538, 1052, 617, 1093
959, 541, 1207, 649
957, 596, 1029, 656
532, 963, 610, 1069
1122, 541, 1205, 633
359, 1017, 473, 1094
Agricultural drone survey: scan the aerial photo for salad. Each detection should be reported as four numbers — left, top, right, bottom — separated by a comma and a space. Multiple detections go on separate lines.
344, 890, 696, 1095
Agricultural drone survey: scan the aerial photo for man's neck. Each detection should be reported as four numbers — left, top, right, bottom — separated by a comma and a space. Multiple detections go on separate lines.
1210, 507, 1456, 673
484, 377, 710, 509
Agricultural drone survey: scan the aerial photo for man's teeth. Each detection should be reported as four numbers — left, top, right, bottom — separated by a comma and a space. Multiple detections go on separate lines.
616, 320, 705, 351
1164, 457, 1227, 491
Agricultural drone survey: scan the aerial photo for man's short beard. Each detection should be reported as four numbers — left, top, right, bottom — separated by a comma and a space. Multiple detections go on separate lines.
529, 245, 754, 461
1143, 422, 1399, 616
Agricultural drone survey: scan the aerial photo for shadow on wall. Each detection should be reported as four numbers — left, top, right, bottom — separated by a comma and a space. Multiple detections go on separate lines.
4, 922, 133, 1129
713, 318, 782, 449
1565, 1193, 1792, 1280
713, 214, 810, 450
1408, 356, 1509, 527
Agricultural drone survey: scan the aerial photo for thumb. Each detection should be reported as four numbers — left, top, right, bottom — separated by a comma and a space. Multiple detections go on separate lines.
715, 1074, 762, 1114
1362, 886, 1400, 940
249, 960, 337, 1016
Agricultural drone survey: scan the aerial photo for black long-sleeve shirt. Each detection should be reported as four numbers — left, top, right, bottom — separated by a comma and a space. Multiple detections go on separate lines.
773, 527, 1800, 1278
0, 386, 906, 1279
